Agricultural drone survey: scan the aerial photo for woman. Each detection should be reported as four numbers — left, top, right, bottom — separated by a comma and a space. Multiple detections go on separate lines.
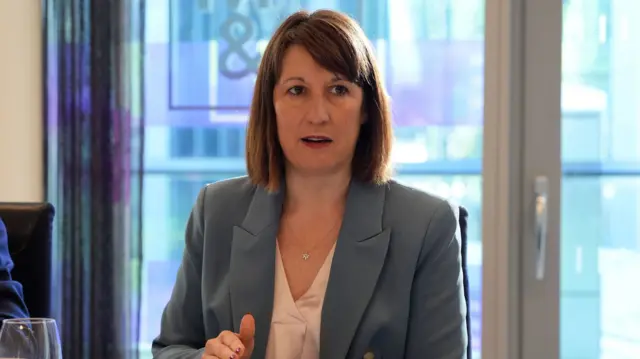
153, 9, 468, 359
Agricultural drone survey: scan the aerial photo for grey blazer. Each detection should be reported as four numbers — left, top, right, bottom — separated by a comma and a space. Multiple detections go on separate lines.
152, 176, 468, 359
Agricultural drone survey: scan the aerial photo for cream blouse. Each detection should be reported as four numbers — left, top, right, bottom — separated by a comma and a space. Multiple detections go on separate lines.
265, 243, 336, 359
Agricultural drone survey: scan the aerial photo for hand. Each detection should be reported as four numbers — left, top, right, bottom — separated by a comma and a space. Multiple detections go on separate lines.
203, 314, 255, 359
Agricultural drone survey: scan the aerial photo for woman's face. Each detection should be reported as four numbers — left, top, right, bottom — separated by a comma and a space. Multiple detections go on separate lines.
273, 45, 364, 177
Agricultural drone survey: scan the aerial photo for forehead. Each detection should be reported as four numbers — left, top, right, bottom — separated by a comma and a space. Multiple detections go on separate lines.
279, 45, 338, 79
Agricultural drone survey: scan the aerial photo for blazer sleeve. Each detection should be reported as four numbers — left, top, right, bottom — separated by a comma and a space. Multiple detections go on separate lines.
405, 201, 468, 359
0, 219, 30, 320
152, 186, 208, 359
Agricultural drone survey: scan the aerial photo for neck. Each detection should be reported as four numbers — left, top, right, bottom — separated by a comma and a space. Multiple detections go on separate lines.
283, 169, 350, 215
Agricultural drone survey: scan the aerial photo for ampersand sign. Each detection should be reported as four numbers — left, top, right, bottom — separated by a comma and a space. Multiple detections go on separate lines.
219, 1, 262, 79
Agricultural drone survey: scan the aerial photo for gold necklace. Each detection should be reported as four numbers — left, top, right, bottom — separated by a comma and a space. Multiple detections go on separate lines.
284, 217, 341, 261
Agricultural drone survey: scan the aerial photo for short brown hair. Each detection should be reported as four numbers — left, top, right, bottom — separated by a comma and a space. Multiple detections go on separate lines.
245, 9, 393, 192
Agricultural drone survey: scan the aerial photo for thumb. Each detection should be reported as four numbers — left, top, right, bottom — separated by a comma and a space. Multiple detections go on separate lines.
239, 313, 255, 343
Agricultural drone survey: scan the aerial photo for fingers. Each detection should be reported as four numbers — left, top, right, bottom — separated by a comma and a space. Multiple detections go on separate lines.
221, 330, 245, 355
238, 314, 255, 343
204, 315, 255, 359
204, 330, 244, 359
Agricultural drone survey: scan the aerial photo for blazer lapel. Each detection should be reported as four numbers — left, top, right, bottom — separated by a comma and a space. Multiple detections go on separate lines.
320, 181, 391, 359
229, 185, 283, 359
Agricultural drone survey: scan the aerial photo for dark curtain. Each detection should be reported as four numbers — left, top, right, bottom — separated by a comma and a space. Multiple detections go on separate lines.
44, 0, 145, 358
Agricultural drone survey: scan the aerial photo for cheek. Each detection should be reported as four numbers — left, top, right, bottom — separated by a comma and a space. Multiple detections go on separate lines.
339, 108, 364, 139
274, 104, 296, 138
275, 119, 291, 143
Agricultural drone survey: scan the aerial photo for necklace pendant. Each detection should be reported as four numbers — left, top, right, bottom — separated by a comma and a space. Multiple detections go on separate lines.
302, 253, 310, 261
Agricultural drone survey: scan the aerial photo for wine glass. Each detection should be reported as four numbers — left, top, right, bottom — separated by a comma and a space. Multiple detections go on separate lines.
0, 318, 62, 359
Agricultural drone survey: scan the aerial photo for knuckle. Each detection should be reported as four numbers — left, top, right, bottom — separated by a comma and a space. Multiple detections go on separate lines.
205, 337, 220, 352
222, 331, 238, 343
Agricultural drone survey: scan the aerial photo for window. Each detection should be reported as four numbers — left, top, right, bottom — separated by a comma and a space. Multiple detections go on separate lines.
560, 0, 640, 357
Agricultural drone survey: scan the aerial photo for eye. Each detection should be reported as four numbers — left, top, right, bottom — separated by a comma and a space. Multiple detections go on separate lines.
330, 85, 349, 96
287, 85, 304, 96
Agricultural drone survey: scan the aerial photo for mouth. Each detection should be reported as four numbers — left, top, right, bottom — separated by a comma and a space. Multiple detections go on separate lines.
301, 136, 333, 144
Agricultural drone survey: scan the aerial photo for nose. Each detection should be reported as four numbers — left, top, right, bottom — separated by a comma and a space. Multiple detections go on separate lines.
305, 95, 330, 124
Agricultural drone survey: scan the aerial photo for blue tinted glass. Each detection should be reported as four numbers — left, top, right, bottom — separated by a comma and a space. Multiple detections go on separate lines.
560, 0, 640, 357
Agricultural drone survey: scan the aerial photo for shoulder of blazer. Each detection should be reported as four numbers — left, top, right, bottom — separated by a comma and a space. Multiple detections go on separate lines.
385, 179, 457, 215
199, 176, 258, 225
200, 175, 257, 210
203, 175, 256, 202
383, 180, 459, 239
0, 218, 12, 269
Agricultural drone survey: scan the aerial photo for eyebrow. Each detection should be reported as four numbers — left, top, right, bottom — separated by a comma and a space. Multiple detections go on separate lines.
280, 75, 345, 85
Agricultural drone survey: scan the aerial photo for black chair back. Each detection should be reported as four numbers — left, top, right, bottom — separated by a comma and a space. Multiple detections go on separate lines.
0, 203, 55, 318
458, 205, 472, 358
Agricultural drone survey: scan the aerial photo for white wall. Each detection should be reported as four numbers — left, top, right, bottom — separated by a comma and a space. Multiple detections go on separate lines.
0, 1, 43, 202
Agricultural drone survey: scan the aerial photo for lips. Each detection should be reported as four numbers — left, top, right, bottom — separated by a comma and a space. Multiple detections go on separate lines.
301, 136, 333, 143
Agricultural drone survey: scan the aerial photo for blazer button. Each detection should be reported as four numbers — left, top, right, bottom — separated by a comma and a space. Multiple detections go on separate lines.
363, 352, 375, 359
